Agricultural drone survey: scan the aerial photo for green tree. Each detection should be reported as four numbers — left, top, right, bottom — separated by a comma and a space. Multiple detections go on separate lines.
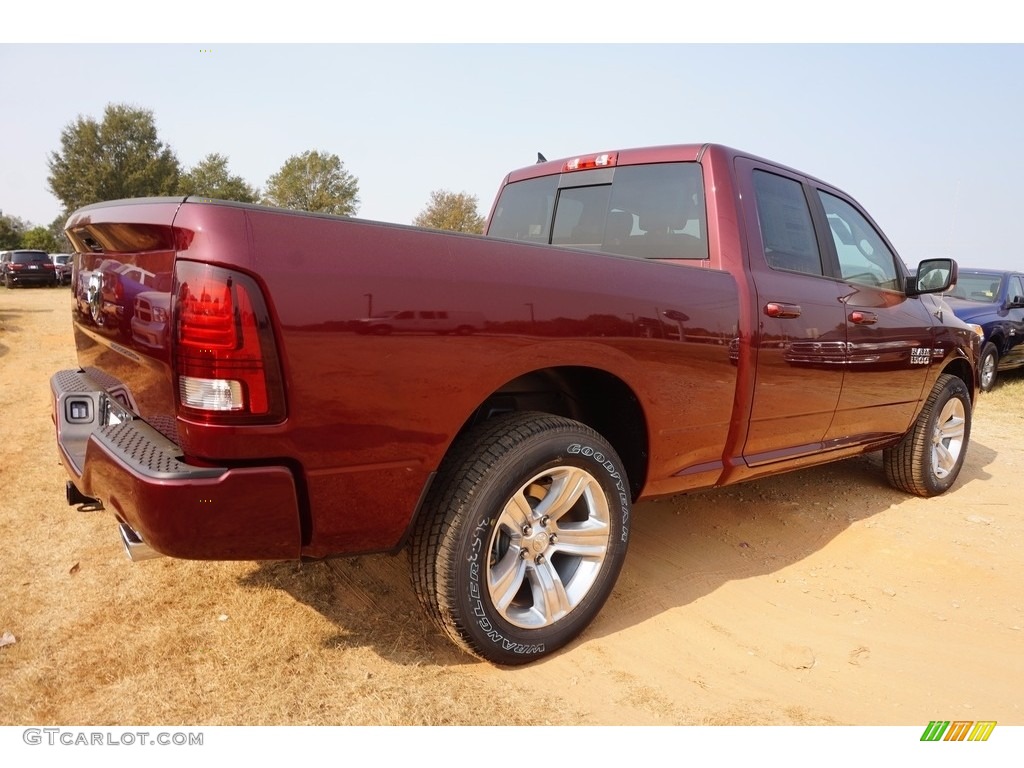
48, 214, 73, 253
413, 190, 485, 234
179, 153, 259, 203
47, 103, 181, 212
20, 226, 61, 252
0, 212, 28, 249
263, 150, 359, 216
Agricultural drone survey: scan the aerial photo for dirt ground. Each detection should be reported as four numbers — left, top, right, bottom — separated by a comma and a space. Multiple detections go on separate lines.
1, 285, 1021, 727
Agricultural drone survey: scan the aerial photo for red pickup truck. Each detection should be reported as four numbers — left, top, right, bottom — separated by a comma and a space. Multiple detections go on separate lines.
52, 143, 980, 664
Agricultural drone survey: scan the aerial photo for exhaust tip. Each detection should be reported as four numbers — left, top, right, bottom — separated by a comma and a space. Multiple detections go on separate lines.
117, 521, 163, 561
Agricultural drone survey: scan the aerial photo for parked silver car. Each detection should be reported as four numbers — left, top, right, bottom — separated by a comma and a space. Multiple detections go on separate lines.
51, 253, 73, 286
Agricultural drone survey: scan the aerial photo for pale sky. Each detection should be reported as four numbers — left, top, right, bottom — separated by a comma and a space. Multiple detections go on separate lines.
2, 6, 1022, 271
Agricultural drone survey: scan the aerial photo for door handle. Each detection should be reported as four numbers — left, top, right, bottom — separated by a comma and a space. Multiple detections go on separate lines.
849, 310, 878, 325
764, 302, 802, 319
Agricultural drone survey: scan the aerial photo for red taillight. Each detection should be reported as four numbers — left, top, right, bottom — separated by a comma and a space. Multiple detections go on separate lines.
178, 277, 235, 349
562, 152, 618, 172
173, 261, 285, 423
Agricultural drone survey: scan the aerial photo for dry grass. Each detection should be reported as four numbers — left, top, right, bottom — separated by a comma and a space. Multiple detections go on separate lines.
0, 288, 580, 726
988, 364, 1024, 402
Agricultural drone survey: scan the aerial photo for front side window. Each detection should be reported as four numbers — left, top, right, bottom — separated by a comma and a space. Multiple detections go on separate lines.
818, 192, 900, 291
1008, 276, 1024, 303
752, 171, 823, 276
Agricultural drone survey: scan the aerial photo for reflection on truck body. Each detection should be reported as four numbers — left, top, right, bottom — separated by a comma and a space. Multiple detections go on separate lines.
354, 309, 486, 335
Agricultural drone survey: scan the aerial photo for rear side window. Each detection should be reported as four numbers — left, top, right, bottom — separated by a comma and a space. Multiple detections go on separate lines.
752, 171, 824, 276
1010, 276, 1024, 302
488, 162, 708, 260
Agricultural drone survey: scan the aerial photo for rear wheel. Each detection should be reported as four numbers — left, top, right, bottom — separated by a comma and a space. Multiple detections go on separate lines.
410, 412, 631, 665
979, 342, 998, 392
883, 374, 971, 497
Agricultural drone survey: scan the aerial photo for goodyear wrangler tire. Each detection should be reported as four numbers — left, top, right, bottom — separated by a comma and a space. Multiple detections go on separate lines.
410, 412, 631, 665
883, 374, 972, 497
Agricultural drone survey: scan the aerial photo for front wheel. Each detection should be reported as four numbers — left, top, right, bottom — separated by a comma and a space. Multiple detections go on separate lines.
410, 412, 631, 665
883, 374, 972, 497
979, 342, 999, 392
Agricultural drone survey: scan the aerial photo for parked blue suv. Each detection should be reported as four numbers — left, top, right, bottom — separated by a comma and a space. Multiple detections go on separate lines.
944, 269, 1024, 390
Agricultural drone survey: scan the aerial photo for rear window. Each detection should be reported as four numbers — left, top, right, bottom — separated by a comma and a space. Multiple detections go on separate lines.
488, 176, 558, 244
12, 251, 51, 264
488, 162, 708, 260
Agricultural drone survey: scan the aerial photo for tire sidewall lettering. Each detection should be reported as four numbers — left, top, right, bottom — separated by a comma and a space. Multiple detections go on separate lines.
569, 442, 631, 543
466, 514, 543, 655
461, 436, 631, 659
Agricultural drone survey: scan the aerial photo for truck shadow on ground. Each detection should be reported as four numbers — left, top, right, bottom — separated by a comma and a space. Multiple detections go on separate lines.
238, 439, 997, 668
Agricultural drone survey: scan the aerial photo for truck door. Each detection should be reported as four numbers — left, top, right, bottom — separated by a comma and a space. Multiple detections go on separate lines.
813, 188, 933, 442
737, 162, 848, 465
1001, 274, 1024, 369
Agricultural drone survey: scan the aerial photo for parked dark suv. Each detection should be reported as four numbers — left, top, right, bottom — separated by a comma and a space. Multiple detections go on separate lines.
944, 268, 1024, 390
1, 249, 58, 288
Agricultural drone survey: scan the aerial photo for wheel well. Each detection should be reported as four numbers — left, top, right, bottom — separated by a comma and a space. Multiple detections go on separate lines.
942, 357, 977, 402
460, 367, 648, 500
